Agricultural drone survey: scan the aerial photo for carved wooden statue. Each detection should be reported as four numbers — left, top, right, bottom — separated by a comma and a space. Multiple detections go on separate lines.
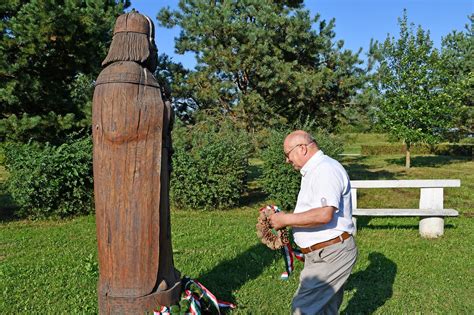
92, 12, 181, 314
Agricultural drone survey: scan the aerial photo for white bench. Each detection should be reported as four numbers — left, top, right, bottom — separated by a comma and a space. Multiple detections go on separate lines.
350, 179, 460, 238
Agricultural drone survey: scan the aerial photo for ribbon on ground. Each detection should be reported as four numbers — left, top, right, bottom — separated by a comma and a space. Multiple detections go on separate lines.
154, 277, 236, 315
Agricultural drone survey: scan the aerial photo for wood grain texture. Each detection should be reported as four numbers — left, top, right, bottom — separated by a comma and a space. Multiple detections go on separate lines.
93, 60, 180, 313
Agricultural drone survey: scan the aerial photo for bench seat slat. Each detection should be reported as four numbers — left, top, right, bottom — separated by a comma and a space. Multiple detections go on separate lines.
353, 208, 459, 217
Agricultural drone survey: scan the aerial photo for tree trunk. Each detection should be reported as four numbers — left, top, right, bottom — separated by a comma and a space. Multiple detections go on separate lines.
405, 142, 411, 168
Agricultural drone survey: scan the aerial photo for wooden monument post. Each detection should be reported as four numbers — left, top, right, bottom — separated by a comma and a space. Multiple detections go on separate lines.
92, 12, 181, 314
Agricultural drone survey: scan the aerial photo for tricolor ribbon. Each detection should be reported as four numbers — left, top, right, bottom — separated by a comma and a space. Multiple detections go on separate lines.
154, 306, 170, 315
190, 279, 220, 313
260, 205, 305, 280
154, 277, 236, 314
281, 242, 305, 279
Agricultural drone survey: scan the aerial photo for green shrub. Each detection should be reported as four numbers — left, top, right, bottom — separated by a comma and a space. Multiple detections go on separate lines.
432, 144, 472, 156
0, 145, 4, 166
170, 118, 251, 210
459, 137, 474, 145
249, 127, 273, 155
3, 136, 93, 218
0, 112, 77, 144
361, 144, 417, 155
361, 143, 472, 156
260, 128, 343, 210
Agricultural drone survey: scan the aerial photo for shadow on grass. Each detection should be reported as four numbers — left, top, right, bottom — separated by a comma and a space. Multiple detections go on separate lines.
343, 252, 397, 314
241, 163, 268, 206
344, 156, 397, 180
359, 223, 455, 231
386, 155, 471, 168
240, 188, 268, 206
243, 164, 268, 207
196, 243, 279, 304
0, 185, 19, 223
356, 217, 455, 232
247, 163, 262, 182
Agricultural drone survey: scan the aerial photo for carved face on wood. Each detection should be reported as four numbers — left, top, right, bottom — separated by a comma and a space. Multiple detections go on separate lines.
102, 11, 158, 72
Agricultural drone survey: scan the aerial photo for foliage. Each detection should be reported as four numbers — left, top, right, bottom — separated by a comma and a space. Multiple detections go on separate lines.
154, 54, 195, 124
360, 144, 427, 156
0, 0, 129, 143
371, 10, 460, 167
260, 129, 300, 210
170, 117, 251, 210
0, 111, 76, 144
460, 136, 474, 144
340, 132, 390, 154
440, 16, 473, 138
260, 127, 343, 210
361, 143, 473, 156
346, 56, 382, 134
157, 0, 365, 132
2, 135, 93, 218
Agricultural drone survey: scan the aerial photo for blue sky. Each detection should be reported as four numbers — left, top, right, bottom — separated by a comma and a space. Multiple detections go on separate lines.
129, 0, 472, 69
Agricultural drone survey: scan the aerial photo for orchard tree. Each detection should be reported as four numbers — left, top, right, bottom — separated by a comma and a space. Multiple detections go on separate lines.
0, 0, 130, 143
372, 10, 458, 168
440, 16, 473, 138
157, 0, 365, 132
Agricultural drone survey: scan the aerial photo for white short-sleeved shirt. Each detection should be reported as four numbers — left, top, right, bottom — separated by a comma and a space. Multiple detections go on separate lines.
292, 150, 355, 248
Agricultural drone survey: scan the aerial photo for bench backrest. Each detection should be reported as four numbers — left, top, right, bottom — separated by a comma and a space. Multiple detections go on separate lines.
350, 179, 461, 210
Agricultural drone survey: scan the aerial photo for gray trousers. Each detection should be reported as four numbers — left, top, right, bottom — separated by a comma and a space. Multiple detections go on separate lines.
292, 236, 358, 315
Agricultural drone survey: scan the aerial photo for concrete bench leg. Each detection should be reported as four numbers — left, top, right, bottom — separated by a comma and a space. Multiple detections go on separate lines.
419, 187, 445, 238
419, 217, 444, 238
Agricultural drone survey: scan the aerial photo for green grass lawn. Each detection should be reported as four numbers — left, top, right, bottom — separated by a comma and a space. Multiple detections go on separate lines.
1, 154, 473, 313
341, 133, 392, 154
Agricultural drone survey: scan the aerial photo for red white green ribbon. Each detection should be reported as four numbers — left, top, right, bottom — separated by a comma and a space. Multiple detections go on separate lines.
281, 242, 305, 280
154, 277, 236, 314
184, 289, 201, 315
260, 205, 305, 280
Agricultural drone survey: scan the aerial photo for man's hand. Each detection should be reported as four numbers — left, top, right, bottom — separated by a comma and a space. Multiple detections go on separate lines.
268, 212, 288, 230
268, 206, 337, 229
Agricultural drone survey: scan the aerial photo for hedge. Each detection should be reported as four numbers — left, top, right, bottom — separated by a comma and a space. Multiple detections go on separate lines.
3, 137, 94, 218
361, 143, 473, 156
170, 118, 251, 210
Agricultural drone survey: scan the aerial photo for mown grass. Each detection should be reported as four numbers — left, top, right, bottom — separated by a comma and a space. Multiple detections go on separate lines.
1, 151, 473, 313
341, 133, 391, 154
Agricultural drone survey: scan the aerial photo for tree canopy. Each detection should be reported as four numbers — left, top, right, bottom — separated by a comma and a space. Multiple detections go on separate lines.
157, 0, 365, 132
371, 10, 462, 168
439, 16, 473, 138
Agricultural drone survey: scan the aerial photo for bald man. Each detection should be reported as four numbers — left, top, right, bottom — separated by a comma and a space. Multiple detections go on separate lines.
269, 130, 357, 315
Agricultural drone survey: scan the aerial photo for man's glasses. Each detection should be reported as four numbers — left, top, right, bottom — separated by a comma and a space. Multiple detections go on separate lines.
284, 142, 314, 158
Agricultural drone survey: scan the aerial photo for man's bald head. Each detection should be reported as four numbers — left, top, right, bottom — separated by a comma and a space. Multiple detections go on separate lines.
284, 130, 316, 148
283, 130, 319, 170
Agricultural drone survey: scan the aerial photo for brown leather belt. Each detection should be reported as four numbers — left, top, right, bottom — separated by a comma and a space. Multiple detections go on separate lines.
300, 232, 351, 254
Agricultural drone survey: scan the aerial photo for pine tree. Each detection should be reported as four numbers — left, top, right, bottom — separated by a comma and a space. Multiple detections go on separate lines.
157, 0, 365, 132
0, 0, 130, 143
